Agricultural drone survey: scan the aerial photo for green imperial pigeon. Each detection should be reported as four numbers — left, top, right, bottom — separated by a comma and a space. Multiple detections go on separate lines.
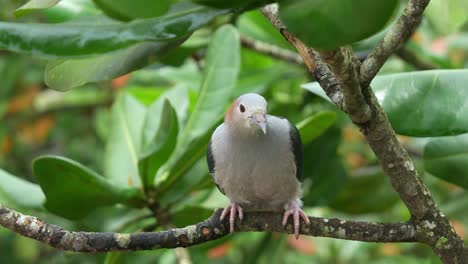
207, 93, 310, 239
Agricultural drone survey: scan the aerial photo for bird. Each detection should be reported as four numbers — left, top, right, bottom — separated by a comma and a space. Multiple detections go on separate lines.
206, 93, 310, 239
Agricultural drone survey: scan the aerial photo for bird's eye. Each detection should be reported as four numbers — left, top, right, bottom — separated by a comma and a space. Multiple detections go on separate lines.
239, 104, 245, 113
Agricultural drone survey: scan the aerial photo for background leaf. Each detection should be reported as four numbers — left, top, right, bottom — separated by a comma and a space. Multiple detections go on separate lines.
329, 167, 401, 214
0, 4, 227, 58
139, 99, 178, 187
0, 169, 45, 209
303, 70, 468, 137
45, 39, 186, 91
34, 156, 143, 219
302, 126, 346, 206
104, 93, 146, 188
297, 111, 337, 145
425, 0, 468, 34
93, 0, 170, 21
424, 134, 468, 189
14, 0, 61, 17
280, 0, 399, 50
156, 24, 240, 188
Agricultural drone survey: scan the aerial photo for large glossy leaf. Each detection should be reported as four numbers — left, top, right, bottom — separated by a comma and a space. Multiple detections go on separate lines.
279, 0, 398, 50
93, 0, 170, 21
104, 93, 146, 188
297, 111, 337, 145
303, 70, 468, 137
34, 156, 144, 219
139, 99, 179, 187
45, 39, 186, 91
15, 0, 61, 17
0, 169, 45, 209
0, 4, 227, 58
156, 25, 240, 187
424, 134, 468, 189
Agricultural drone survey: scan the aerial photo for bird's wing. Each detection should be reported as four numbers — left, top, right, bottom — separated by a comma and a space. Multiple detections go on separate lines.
288, 120, 303, 181
207, 139, 226, 194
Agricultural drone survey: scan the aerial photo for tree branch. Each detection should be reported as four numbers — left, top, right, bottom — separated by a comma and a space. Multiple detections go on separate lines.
260, 2, 466, 263
320, 48, 371, 123
395, 46, 439, 70
240, 35, 303, 65
261, 4, 370, 123
0, 204, 416, 252
360, 0, 431, 87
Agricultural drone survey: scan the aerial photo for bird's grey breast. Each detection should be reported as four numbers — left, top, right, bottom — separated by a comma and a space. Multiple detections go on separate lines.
211, 117, 300, 210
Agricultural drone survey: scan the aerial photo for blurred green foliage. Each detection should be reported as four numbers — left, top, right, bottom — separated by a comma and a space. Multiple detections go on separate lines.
0, 0, 468, 263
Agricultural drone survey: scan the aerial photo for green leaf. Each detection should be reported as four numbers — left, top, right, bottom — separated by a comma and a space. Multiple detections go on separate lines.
192, 0, 270, 9
0, 169, 45, 209
425, 0, 468, 34
104, 252, 125, 264
40, 0, 100, 23
33, 156, 144, 219
159, 158, 210, 207
104, 93, 146, 188
302, 126, 346, 206
170, 205, 213, 227
139, 99, 179, 187
303, 70, 468, 137
237, 10, 291, 49
330, 167, 400, 214
45, 39, 186, 91
448, 33, 468, 50
280, 0, 398, 50
297, 111, 337, 145
93, 0, 170, 21
0, 3, 227, 58
15, 0, 61, 17
179, 24, 240, 143
424, 134, 468, 189
156, 25, 240, 187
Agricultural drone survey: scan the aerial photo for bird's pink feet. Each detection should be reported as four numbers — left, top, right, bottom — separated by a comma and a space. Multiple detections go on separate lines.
220, 202, 244, 233
282, 200, 311, 239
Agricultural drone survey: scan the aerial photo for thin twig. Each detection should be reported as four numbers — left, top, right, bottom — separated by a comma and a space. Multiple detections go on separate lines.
395, 46, 439, 70
240, 35, 303, 65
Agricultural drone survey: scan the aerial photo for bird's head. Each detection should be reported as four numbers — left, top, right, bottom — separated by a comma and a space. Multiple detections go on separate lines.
225, 93, 268, 135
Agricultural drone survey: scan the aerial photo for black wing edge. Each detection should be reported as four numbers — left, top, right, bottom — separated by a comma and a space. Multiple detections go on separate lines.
288, 120, 303, 181
207, 140, 225, 194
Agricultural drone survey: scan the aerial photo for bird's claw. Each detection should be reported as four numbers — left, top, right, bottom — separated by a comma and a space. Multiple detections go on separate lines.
220, 202, 244, 233
282, 201, 310, 239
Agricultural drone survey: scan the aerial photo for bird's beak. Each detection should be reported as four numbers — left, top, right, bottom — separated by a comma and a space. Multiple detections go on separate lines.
250, 112, 267, 134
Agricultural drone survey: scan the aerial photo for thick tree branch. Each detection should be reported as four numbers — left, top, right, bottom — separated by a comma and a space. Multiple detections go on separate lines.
0, 204, 416, 252
320, 48, 371, 123
260, 5, 345, 111
261, 5, 370, 123
240, 35, 303, 65
360, 0, 431, 87
260, 3, 465, 263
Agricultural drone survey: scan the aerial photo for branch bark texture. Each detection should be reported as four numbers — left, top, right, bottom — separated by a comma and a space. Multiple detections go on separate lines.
0, 204, 416, 252
261, 2, 466, 264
